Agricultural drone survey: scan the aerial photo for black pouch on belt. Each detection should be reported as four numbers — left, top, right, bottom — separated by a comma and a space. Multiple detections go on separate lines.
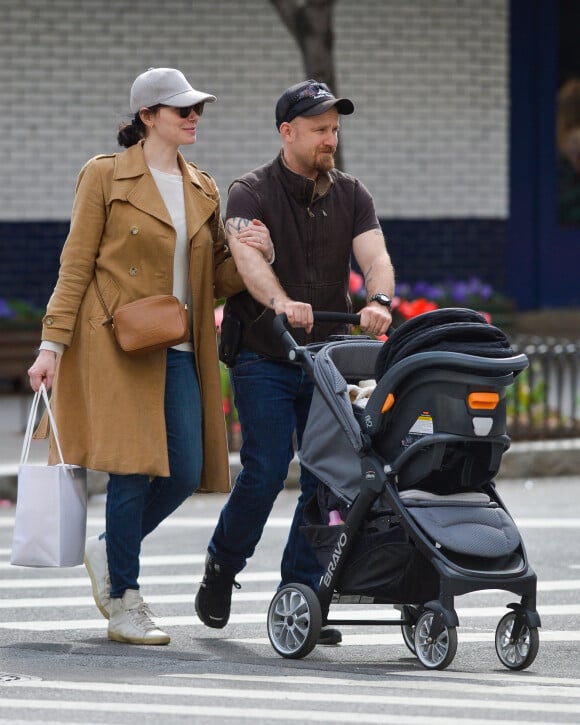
219, 314, 243, 367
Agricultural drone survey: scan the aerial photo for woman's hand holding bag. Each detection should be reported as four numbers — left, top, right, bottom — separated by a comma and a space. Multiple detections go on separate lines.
11, 383, 87, 567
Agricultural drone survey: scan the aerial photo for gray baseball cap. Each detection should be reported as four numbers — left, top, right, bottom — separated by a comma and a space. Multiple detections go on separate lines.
130, 68, 216, 113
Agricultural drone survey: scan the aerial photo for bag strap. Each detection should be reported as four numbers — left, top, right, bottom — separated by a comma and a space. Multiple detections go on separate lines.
93, 279, 114, 326
20, 383, 66, 466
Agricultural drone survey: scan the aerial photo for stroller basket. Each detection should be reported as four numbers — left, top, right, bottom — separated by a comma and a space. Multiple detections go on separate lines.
302, 494, 440, 605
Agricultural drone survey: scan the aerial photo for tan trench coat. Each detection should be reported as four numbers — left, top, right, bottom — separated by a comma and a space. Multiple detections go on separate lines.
40, 142, 244, 492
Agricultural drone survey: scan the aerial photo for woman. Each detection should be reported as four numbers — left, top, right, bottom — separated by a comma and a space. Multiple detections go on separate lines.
28, 68, 272, 645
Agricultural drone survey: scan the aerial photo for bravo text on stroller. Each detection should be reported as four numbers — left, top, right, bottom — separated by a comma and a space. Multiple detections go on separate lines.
323, 531, 348, 587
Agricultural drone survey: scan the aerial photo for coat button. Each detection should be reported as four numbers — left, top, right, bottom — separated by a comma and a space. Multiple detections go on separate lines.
129, 267, 138, 276
130, 226, 139, 235
45, 317, 54, 326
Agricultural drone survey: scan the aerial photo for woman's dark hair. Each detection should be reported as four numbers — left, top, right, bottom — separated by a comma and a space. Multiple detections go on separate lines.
117, 113, 146, 148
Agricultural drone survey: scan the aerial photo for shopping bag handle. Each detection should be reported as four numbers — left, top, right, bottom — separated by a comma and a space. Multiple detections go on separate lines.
20, 383, 66, 466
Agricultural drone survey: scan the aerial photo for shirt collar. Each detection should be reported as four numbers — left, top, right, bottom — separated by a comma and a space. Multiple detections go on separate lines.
277, 151, 333, 203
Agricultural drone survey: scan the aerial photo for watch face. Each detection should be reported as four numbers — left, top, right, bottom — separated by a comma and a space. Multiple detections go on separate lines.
372, 293, 392, 308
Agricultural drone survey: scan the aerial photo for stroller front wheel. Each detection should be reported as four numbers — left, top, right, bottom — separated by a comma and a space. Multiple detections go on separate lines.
495, 611, 539, 670
267, 583, 322, 659
400, 605, 425, 655
414, 610, 457, 670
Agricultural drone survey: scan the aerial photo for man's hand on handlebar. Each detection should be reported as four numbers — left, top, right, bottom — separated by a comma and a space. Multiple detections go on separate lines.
359, 304, 392, 337
275, 299, 314, 333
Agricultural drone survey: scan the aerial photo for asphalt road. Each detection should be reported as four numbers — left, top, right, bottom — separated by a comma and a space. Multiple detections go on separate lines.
0, 476, 579, 724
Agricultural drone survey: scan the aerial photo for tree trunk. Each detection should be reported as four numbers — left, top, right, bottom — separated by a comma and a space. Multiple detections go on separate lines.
270, 0, 344, 170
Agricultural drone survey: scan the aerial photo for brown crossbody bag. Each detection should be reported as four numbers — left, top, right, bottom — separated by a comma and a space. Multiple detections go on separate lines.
94, 281, 189, 356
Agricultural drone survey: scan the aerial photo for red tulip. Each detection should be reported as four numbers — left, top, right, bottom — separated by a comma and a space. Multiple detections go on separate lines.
349, 270, 364, 295
397, 298, 439, 319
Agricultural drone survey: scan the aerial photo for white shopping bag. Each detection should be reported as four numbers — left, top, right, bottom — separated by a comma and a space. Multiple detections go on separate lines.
11, 384, 87, 567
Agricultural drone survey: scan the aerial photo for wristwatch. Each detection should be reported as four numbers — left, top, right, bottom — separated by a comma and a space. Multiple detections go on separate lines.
369, 293, 392, 310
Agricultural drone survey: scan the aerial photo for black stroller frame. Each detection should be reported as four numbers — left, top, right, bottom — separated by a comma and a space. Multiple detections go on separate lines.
266, 311, 541, 670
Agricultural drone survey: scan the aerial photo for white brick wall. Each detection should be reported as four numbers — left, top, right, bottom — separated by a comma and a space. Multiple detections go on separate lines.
0, 0, 507, 221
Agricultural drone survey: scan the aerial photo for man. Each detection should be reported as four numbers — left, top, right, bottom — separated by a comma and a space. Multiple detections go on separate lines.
195, 80, 394, 644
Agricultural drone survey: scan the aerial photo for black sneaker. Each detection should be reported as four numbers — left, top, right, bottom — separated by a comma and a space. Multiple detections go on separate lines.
194, 554, 240, 629
318, 627, 342, 645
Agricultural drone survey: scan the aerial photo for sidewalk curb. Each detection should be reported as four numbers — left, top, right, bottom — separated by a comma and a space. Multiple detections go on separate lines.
1, 440, 578, 502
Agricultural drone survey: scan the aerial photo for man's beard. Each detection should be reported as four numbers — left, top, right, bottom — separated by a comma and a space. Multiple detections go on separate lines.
313, 148, 335, 173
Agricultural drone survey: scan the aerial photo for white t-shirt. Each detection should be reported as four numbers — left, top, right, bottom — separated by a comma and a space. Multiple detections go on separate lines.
150, 166, 193, 352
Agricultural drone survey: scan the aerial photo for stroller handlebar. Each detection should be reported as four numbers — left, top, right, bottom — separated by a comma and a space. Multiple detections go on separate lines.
273, 311, 361, 352
273, 311, 361, 334
312, 311, 361, 325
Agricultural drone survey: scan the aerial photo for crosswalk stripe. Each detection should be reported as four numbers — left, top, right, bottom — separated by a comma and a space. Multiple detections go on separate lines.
0, 607, 577, 632
233, 630, 580, 646
0, 553, 205, 569
0, 719, 98, 725
0, 591, 273, 608
379, 670, 580, 687
0, 571, 279, 589
1, 680, 579, 715
1, 515, 580, 529
1, 582, 580, 609
0, 541, 578, 598
179, 671, 580, 697
0, 699, 557, 725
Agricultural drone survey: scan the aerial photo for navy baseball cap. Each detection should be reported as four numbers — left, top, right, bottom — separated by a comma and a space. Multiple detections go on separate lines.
275, 79, 354, 129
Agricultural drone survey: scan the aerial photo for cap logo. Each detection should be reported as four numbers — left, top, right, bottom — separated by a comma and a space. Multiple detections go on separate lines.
291, 82, 333, 105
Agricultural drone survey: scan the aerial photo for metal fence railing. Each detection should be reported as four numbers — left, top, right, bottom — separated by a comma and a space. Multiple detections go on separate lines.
508, 336, 580, 440
219, 335, 580, 448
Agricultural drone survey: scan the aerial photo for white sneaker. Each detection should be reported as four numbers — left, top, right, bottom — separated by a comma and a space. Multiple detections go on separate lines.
84, 534, 110, 619
108, 589, 170, 645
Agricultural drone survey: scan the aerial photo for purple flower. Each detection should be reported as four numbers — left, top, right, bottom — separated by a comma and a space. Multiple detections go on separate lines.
468, 277, 492, 300
450, 281, 470, 303
393, 277, 507, 311
394, 282, 412, 298
413, 281, 444, 300
0, 298, 16, 319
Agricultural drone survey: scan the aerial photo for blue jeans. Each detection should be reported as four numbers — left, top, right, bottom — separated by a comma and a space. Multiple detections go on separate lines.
106, 348, 203, 598
208, 347, 323, 590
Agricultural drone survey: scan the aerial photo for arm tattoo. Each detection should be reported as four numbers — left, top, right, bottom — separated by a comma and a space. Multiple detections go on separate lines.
225, 217, 251, 236
269, 297, 275, 309
363, 262, 375, 287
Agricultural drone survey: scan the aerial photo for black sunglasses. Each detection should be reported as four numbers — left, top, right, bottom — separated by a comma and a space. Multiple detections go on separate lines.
165, 103, 205, 118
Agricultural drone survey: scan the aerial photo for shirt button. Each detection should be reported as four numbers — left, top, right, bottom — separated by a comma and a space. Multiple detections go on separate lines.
130, 226, 139, 235
129, 267, 138, 276
45, 317, 54, 326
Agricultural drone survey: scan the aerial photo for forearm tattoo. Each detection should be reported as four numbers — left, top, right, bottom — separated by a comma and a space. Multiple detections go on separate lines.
225, 217, 251, 236
364, 262, 375, 287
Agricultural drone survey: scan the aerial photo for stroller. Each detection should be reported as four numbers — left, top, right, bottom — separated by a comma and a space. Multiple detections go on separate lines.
266, 308, 540, 670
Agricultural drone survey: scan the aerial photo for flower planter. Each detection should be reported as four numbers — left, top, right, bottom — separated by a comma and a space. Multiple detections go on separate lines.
0, 325, 41, 390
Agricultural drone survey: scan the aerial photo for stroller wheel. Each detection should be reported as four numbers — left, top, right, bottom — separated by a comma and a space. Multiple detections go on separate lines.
414, 610, 457, 670
267, 583, 322, 659
495, 611, 539, 670
400, 605, 424, 655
